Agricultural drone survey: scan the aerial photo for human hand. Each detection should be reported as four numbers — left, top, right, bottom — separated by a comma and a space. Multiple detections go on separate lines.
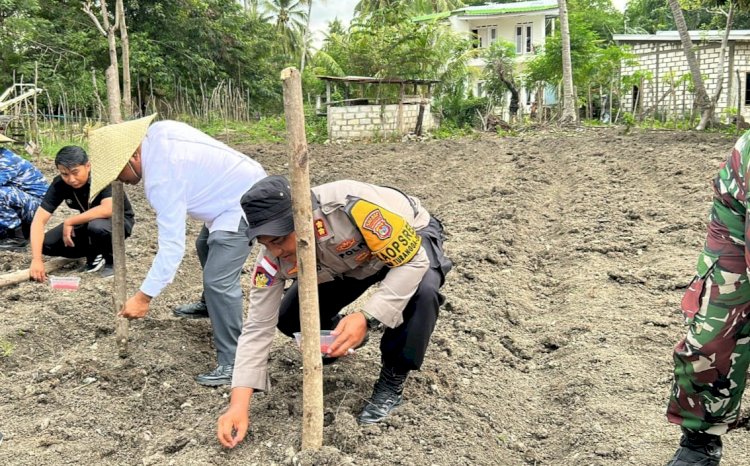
217, 404, 250, 448
118, 292, 151, 319
29, 258, 47, 282
327, 312, 368, 358
62, 221, 75, 247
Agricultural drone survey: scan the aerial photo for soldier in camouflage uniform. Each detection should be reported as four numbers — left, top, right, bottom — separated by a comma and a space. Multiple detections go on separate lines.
0, 136, 48, 250
666, 130, 750, 466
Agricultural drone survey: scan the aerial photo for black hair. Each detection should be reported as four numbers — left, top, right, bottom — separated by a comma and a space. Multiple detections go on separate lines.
54, 146, 89, 169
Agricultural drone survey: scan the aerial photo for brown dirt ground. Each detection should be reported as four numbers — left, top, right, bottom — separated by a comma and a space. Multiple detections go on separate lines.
1, 127, 749, 465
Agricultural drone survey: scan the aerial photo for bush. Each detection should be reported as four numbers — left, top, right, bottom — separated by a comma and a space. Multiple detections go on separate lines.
435, 95, 490, 129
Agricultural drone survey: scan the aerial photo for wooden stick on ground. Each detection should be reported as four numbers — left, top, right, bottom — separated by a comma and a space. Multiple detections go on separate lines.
0, 257, 78, 288
281, 66, 323, 451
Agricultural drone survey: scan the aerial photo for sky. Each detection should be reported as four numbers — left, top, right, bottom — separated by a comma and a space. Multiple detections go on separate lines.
309, 1, 629, 47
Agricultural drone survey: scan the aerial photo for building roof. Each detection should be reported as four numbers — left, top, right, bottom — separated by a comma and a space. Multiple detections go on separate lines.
614, 30, 750, 43
414, 0, 559, 22
316, 76, 440, 85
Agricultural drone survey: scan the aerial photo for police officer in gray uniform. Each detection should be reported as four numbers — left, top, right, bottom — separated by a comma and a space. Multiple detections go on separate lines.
217, 175, 452, 448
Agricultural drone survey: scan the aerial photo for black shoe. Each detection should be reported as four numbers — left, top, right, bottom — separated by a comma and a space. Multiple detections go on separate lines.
0, 236, 28, 251
173, 301, 209, 319
357, 365, 409, 424
195, 364, 233, 386
99, 263, 114, 278
666, 430, 722, 466
80, 254, 105, 273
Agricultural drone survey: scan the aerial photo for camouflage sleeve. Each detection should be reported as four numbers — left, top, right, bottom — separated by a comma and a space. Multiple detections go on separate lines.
0, 148, 23, 186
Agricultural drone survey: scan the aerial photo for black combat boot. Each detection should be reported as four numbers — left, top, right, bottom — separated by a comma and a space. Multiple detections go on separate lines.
666, 429, 722, 466
357, 365, 409, 424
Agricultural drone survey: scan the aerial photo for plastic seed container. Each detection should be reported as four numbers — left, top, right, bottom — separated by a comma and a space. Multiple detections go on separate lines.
293, 330, 337, 355
49, 276, 81, 291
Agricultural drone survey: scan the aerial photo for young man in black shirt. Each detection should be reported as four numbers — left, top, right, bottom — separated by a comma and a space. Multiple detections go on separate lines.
28, 146, 135, 280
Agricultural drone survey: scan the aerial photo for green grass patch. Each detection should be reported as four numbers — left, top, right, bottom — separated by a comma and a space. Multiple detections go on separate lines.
430, 121, 475, 139
0, 340, 15, 358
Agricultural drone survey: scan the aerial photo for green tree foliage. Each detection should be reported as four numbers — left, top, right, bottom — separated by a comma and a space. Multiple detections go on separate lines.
355, 0, 464, 16
1, 0, 284, 115
526, 18, 600, 88
129, 0, 283, 108
625, 0, 750, 33
264, 0, 308, 60
569, 0, 624, 41
315, 4, 472, 88
481, 40, 520, 115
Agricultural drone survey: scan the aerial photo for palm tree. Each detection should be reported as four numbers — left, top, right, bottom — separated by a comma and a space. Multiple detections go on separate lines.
412, 0, 464, 13
355, 0, 463, 15
299, 0, 327, 74
264, 0, 308, 59
667, 0, 714, 130
355, 0, 397, 15
558, 0, 577, 124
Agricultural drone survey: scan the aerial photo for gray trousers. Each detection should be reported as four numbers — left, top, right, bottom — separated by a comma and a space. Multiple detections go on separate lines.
195, 219, 251, 366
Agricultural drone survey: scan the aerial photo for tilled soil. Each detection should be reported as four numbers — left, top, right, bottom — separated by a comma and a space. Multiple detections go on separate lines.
1, 127, 748, 465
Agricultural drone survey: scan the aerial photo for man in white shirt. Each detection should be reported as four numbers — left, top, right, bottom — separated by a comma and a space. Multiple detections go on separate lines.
87, 114, 267, 386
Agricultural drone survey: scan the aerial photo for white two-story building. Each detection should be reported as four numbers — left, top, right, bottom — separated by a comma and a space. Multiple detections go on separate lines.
417, 0, 560, 114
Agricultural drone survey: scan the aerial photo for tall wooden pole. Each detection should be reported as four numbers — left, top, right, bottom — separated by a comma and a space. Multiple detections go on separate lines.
281, 67, 323, 451
85, 0, 129, 357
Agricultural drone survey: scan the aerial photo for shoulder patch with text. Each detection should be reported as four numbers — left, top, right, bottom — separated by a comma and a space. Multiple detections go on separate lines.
346, 199, 421, 267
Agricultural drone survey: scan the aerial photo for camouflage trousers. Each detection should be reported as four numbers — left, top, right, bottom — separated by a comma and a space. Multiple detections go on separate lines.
0, 185, 41, 235
667, 239, 750, 435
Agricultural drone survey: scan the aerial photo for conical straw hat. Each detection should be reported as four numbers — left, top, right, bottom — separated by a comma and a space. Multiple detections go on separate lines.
88, 114, 157, 201
0, 133, 15, 143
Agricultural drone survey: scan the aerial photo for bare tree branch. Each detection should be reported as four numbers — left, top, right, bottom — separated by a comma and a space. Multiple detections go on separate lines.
82, 1, 107, 37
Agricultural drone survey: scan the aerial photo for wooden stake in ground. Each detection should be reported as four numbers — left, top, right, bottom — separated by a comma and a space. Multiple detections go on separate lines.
281, 67, 323, 451
84, 0, 130, 357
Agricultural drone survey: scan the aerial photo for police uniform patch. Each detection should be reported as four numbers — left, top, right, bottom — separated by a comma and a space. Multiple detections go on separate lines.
335, 238, 357, 252
355, 251, 372, 263
253, 256, 278, 288
253, 267, 274, 288
347, 199, 422, 268
363, 210, 392, 239
314, 217, 332, 240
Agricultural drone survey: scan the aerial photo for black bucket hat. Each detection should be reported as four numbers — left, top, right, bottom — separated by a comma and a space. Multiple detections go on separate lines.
241, 175, 295, 241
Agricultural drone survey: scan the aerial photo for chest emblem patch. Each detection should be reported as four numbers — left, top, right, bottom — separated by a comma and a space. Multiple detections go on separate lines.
335, 239, 357, 252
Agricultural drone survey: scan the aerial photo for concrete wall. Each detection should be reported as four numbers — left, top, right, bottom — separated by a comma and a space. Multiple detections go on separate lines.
327, 103, 434, 141
621, 41, 750, 120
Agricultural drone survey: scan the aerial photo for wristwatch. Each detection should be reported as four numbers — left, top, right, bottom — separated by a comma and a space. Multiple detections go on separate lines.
361, 310, 377, 326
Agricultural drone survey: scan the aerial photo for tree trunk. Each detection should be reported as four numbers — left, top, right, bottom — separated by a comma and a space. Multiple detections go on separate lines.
558, 0, 577, 125
280, 67, 323, 451
117, 0, 132, 117
300, 1, 312, 74
711, 1, 734, 112
668, 0, 713, 129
